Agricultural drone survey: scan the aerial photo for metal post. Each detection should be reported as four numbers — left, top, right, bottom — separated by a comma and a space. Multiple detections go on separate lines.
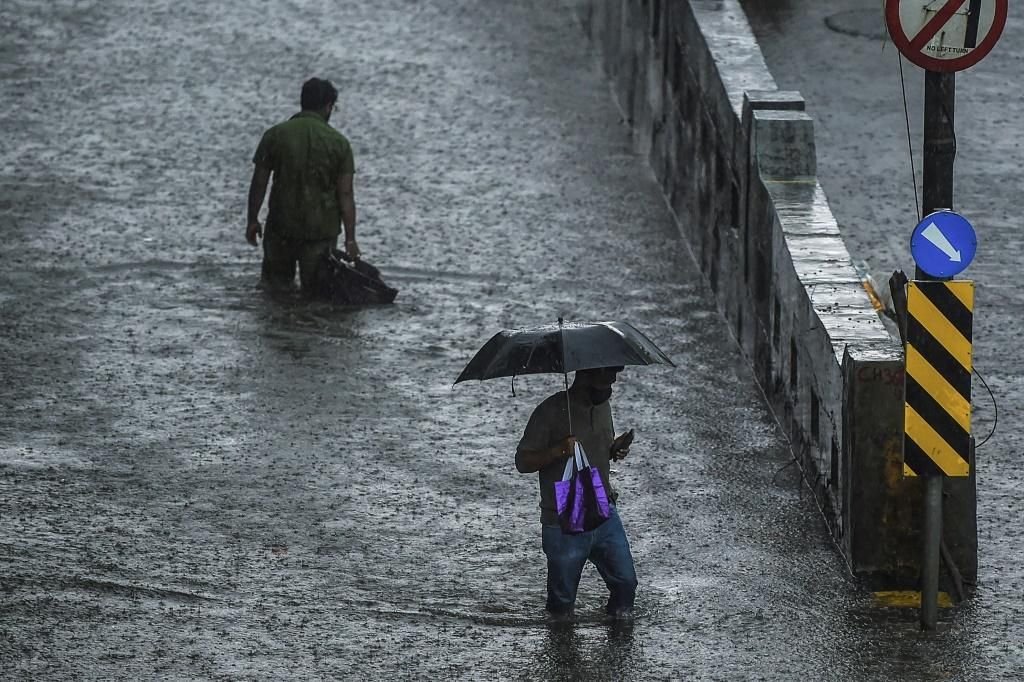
918, 69, 955, 630
921, 475, 943, 629
558, 317, 573, 436
918, 70, 956, 278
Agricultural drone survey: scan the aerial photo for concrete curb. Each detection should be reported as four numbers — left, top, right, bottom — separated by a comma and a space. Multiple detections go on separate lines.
571, 0, 967, 586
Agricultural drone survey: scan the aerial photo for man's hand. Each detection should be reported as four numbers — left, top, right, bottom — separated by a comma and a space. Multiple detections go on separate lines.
610, 429, 634, 461
515, 434, 576, 474
345, 238, 361, 260
247, 165, 270, 245
246, 219, 263, 246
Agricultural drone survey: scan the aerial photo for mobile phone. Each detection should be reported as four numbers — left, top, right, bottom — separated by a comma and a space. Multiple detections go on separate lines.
613, 428, 634, 458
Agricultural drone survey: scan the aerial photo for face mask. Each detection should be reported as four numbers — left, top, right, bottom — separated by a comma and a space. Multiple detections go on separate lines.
586, 386, 613, 405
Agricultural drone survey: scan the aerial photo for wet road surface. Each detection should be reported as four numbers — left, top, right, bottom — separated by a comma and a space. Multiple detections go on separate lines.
0, 0, 1019, 679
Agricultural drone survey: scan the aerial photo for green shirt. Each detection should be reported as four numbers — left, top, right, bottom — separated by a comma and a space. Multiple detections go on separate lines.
253, 111, 355, 240
516, 388, 617, 526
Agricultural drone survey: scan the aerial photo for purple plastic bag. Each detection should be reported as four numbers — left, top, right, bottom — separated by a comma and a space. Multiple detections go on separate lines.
554, 443, 611, 534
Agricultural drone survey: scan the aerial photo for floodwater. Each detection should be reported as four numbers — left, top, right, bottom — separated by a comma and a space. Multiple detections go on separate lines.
0, 0, 1019, 679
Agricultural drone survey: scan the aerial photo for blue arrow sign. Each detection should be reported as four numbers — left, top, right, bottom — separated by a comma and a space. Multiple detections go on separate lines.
910, 210, 978, 278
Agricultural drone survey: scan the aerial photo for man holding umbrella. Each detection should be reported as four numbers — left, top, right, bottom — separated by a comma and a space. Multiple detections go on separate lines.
455, 319, 673, 619
516, 365, 638, 619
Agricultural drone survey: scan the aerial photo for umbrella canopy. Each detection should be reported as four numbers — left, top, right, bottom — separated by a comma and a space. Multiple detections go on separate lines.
454, 320, 675, 384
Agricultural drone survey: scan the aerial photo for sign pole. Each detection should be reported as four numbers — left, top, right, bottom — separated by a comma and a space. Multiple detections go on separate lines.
918, 69, 956, 631
920, 473, 943, 629
888, 0, 1002, 633
921, 70, 957, 262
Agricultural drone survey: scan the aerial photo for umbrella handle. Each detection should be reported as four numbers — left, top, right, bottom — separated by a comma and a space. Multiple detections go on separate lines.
559, 317, 573, 435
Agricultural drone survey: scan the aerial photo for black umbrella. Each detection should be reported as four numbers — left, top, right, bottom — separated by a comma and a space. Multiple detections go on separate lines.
455, 319, 674, 382
455, 319, 674, 433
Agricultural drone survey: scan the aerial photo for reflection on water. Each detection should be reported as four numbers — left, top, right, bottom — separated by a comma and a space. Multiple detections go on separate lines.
531, 618, 636, 681
248, 285, 372, 361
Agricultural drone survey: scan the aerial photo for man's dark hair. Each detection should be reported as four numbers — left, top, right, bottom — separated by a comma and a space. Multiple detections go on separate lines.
300, 78, 338, 111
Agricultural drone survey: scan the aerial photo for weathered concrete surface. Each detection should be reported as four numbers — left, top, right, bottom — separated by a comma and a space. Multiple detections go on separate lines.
0, 0, 1017, 680
741, 0, 1024, 674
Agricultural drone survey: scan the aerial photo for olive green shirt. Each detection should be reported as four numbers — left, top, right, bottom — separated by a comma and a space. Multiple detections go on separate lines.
516, 389, 617, 525
252, 111, 355, 241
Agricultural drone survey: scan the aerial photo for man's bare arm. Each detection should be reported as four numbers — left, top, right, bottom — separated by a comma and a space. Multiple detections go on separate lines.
246, 165, 271, 245
337, 173, 358, 258
516, 436, 576, 474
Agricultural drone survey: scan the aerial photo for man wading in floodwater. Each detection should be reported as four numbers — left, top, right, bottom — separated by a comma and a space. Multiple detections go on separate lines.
516, 366, 639, 619
246, 77, 358, 294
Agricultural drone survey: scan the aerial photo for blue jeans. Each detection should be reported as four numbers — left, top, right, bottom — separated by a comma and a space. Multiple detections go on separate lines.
541, 507, 638, 615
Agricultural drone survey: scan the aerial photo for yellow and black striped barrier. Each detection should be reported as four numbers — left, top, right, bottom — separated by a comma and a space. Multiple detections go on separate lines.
904, 280, 974, 478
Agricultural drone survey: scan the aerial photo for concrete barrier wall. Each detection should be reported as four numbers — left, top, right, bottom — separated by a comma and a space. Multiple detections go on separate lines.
571, 0, 975, 586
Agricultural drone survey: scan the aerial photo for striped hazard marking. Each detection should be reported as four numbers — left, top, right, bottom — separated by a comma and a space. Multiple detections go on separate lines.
903, 280, 973, 478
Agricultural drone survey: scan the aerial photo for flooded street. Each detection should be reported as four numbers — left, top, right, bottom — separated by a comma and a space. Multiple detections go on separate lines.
1, 0, 1020, 678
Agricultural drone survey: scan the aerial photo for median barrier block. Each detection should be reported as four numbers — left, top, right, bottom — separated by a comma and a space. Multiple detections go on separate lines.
843, 346, 917, 583
751, 110, 816, 180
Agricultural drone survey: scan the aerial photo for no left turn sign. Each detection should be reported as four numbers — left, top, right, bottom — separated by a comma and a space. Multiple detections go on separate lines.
886, 0, 1008, 72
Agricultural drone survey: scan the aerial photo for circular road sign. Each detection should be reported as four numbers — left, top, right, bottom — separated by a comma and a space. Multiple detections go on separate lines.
886, 0, 1008, 72
910, 210, 978, 278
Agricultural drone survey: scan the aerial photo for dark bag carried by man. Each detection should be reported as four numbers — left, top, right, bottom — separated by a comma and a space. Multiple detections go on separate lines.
318, 249, 398, 305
